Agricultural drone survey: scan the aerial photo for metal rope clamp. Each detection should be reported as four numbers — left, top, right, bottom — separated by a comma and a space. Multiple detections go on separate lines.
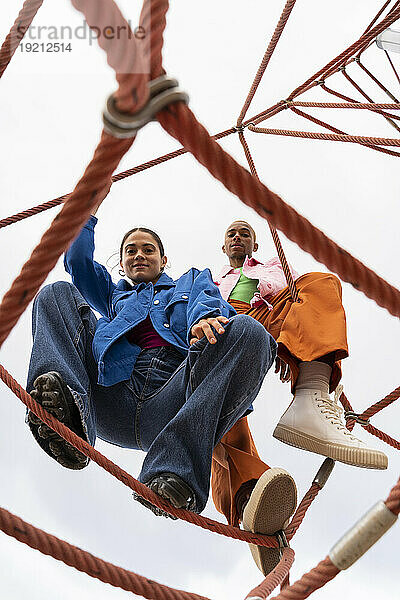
344, 410, 370, 427
103, 75, 189, 138
275, 529, 289, 559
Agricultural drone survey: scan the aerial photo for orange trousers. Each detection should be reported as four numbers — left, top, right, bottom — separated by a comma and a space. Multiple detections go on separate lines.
211, 272, 348, 526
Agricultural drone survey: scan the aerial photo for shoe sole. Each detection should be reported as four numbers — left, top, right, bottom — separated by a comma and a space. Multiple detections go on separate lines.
273, 424, 388, 470
28, 372, 89, 470
242, 468, 297, 576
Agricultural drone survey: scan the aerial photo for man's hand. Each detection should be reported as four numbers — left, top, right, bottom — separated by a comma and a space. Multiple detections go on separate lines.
190, 316, 230, 346
275, 357, 291, 383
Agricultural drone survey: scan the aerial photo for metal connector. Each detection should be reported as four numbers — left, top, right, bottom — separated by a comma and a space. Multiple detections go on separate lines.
329, 501, 397, 570
234, 122, 255, 133
313, 458, 335, 489
275, 529, 289, 559
344, 410, 370, 426
103, 75, 189, 138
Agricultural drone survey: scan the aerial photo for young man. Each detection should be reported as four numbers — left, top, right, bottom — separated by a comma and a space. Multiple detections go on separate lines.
211, 220, 388, 575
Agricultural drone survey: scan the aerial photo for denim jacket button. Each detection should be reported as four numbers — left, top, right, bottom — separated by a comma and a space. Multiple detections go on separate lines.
163, 323, 170, 328
154, 299, 160, 305
181, 294, 188, 299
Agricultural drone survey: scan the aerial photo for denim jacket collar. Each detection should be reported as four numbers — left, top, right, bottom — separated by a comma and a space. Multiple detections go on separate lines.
116, 272, 175, 292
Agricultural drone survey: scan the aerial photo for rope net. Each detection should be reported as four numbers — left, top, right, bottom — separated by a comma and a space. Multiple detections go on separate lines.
0, 1, 399, 599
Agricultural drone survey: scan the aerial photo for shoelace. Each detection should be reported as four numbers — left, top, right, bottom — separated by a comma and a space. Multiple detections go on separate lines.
316, 396, 359, 441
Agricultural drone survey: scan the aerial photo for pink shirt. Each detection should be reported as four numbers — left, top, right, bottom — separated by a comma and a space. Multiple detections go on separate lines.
215, 256, 299, 309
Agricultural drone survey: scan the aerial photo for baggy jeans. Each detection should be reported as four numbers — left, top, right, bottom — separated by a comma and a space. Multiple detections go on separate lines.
27, 281, 277, 512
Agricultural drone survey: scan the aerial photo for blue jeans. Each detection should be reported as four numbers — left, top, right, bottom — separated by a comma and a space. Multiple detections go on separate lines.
27, 281, 277, 512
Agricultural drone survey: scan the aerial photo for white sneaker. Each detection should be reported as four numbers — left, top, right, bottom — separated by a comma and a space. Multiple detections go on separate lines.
273, 389, 388, 470
242, 468, 297, 576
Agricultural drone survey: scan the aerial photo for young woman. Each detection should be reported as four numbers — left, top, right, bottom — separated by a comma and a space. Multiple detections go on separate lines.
25, 213, 281, 523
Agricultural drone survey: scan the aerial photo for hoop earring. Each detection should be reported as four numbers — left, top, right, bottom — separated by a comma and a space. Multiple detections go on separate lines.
118, 269, 125, 276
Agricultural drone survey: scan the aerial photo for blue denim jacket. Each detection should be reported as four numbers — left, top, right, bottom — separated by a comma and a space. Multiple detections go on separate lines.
64, 216, 236, 386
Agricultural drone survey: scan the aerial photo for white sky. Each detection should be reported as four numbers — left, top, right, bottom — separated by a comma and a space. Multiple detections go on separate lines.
0, 1, 399, 599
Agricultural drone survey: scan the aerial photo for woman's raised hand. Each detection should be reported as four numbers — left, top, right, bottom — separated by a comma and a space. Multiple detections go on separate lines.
189, 316, 230, 346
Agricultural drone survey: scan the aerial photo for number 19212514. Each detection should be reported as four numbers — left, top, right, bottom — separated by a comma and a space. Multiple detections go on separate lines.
20, 42, 72, 52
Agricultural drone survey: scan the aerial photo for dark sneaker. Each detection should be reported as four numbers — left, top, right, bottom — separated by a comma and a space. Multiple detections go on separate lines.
27, 371, 89, 470
133, 472, 196, 519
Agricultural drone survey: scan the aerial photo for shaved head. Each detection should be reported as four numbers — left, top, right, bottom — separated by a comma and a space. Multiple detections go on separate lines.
226, 220, 256, 241
223, 220, 258, 267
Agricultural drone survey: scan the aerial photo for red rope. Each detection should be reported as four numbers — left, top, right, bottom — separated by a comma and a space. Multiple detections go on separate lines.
360, 0, 394, 35
356, 60, 399, 103
236, 1, 300, 302
0, 0, 44, 79
157, 103, 400, 316
385, 50, 400, 86
245, 548, 295, 600
0, 132, 134, 348
385, 476, 400, 515
362, 386, 400, 420
0, 506, 210, 600
288, 4, 400, 100
70, 0, 148, 113
291, 101, 400, 109
0, 0, 172, 348
0, 127, 236, 230
0, 362, 281, 547
340, 387, 400, 449
340, 68, 400, 133
1, 2, 400, 598
270, 558, 339, 600
285, 484, 321, 542
237, 0, 298, 125
238, 131, 299, 302
250, 125, 400, 147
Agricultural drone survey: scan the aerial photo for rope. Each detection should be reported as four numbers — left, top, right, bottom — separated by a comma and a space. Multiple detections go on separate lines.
291, 102, 400, 109
250, 125, 400, 147
361, 0, 393, 35
0, 362, 281, 547
287, 4, 400, 101
0, 506, 210, 600
285, 484, 321, 542
356, 60, 400, 103
236, 0, 299, 301
158, 102, 400, 317
1, 2, 399, 599
385, 50, 400, 86
237, 0, 297, 125
0, 127, 236, 230
0, 133, 134, 348
70, 0, 148, 113
288, 103, 400, 157
362, 386, 400, 421
245, 548, 295, 600
339, 68, 400, 133
340, 387, 400, 449
270, 558, 340, 600
385, 476, 400, 516
0, 0, 170, 348
238, 131, 299, 302
0, 0, 44, 79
